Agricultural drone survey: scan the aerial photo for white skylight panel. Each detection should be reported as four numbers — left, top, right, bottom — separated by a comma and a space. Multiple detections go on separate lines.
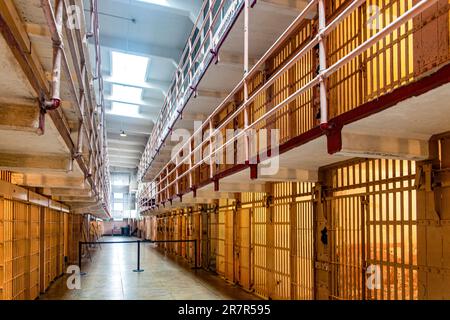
111, 51, 149, 83
111, 102, 140, 117
112, 84, 143, 103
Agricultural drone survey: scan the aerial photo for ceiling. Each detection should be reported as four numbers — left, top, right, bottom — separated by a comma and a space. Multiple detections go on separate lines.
84, 0, 202, 173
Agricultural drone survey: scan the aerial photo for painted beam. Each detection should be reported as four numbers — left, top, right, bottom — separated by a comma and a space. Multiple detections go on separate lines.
43, 188, 92, 197
0, 153, 72, 172
0, 103, 42, 134
103, 76, 170, 94
338, 132, 429, 161
94, 35, 180, 64
11, 173, 87, 189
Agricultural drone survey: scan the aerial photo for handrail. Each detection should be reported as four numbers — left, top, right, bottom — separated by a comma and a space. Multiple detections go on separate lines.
140, 0, 317, 186
142, 0, 437, 208
138, 0, 245, 181
40, 0, 110, 214
151, 0, 320, 194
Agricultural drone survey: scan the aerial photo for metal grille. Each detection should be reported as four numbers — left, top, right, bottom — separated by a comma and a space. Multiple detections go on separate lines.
325, 159, 418, 300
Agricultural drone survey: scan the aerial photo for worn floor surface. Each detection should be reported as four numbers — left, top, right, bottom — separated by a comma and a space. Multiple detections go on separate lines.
40, 237, 258, 300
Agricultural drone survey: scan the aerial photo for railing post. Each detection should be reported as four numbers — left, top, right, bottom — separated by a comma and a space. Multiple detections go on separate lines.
209, 120, 214, 179
318, 0, 328, 128
244, 0, 251, 165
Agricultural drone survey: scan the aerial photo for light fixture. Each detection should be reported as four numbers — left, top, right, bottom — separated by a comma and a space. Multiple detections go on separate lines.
120, 130, 127, 137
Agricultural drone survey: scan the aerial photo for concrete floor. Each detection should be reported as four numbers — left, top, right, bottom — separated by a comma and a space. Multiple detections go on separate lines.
40, 237, 258, 300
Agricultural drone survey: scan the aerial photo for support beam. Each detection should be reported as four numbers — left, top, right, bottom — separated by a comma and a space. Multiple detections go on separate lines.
0, 103, 42, 134
42, 188, 92, 197
106, 116, 154, 136
258, 0, 311, 17
104, 94, 163, 109
55, 196, 98, 203
111, 0, 200, 22
199, 182, 266, 193
94, 36, 180, 64
338, 132, 429, 160
24, 22, 50, 38
11, 173, 87, 189
258, 167, 318, 182
219, 51, 259, 68
103, 76, 170, 94
0, 153, 72, 172
107, 143, 145, 153
108, 133, 148, 146
0, 0, 50, 95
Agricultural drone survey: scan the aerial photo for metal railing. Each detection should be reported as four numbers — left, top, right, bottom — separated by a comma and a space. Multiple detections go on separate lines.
137, 0, 246, 182
78, 239, 200, 273
138, 0, 439, 212
40, 0, 110, 214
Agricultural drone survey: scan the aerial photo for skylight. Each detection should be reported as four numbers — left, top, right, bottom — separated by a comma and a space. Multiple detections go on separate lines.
109, 52, 150, 118
111, 51, 149, 83
112, 84, 143, 104
111, 102, 140, 117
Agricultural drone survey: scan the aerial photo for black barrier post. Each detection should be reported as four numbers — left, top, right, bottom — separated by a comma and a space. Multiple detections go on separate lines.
194, 239, 198, 269
78, 242, 87, 276
133, 241, 144, 272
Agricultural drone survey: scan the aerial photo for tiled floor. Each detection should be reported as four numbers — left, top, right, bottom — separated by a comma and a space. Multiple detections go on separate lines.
40, 237, 258, 300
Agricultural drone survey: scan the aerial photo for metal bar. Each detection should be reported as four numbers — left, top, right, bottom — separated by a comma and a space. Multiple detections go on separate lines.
150, 0, 437, 203
318, 0, 328, 127
133, 241, 144, 272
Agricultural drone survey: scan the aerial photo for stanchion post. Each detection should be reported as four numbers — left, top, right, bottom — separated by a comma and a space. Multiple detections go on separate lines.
78, 242, 87, 275
133, 240, 144, 272
78, 241, 82, 270
195, 239, 197, 269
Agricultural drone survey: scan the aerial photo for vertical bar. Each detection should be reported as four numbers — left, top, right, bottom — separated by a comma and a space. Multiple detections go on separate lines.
361, 195, 366, 300
195, 239, 198, 269
78, 241, 82, 270
318, 0, 328, 126
209, 120, 214, 179
244, 0, 250, 164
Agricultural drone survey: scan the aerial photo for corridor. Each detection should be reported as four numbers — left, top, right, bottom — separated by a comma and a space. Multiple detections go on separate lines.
40, 237, 257, 300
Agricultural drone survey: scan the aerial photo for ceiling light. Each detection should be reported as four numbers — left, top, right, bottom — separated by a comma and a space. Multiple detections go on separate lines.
120, 130, 127, 137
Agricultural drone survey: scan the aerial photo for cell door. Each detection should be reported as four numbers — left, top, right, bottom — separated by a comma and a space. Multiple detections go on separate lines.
327, 159, 418, 300
328, 193, 366, 300
234, 208, 251, 290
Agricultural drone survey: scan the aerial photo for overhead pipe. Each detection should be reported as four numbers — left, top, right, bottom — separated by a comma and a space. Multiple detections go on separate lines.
317, 0, 328, 130
41, 0, 63, 110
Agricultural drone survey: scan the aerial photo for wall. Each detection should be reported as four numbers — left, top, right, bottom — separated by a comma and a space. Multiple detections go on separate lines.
0, 178, 85, 300
144, 150, 450, 300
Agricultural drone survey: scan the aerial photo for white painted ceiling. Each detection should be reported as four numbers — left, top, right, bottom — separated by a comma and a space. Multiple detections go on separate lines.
84, 0, 202, 172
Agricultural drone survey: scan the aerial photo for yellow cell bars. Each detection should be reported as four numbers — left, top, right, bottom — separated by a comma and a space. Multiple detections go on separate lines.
209, 207, 219, 272
43, 208, 64, 291
147, 0, 448, 209
365, 0, 415, 101
29, 205, 40, 300
0, 200, 28, 300
67, 214, 83, 266
0, 171, 12, 183
234, 207, 251, 290
245, 184, 315, 300
325, 158, 418, 300
248, 192, 268, 299
0, 200, 44, 300
292, 183, 315, 300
